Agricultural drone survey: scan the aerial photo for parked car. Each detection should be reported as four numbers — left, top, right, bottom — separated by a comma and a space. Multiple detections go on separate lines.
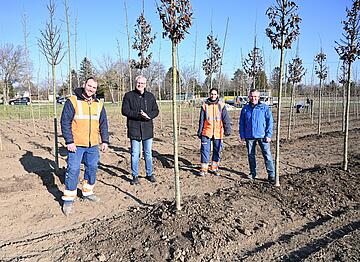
9, 97, 31, 105
57, 96, 68, 104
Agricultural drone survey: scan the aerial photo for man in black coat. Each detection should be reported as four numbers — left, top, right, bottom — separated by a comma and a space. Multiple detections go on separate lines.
122, 75, 159, 185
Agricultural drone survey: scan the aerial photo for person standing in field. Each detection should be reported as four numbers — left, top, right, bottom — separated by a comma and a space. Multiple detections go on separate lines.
60, 77, 109, 216
239, 89, 275, 182
122, 75, 159, 185
197, 87, 232, 176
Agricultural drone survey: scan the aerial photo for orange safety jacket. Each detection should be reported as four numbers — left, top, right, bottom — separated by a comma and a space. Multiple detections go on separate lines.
69, 96, 103, 147
201, 102, 225, 139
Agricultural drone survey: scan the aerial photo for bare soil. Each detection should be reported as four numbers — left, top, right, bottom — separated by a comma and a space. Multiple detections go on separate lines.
0, 108, 359, 261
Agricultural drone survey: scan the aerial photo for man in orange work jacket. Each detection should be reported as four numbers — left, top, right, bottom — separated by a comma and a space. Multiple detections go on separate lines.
60, 77, 109, 216
197, 87, 232, 176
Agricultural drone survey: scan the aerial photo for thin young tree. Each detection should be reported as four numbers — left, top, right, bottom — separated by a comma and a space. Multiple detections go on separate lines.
314, 51, 328, 135
335, 0, 360, 171
287, 56, 305, 140
243, 37, 264, 90
130, 10, 156, 73
266, 0, 301, 187
38, 0, 66, 171
339, 61, 348, 132
217, 17, 229, 95
124, 1, 133, 90
63, 0, 72, 95
202, 33, 221, 92
158, 0, 193, 211
22, 13, 36, 136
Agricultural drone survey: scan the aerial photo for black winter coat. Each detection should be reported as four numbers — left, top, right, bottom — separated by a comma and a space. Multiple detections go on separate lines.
121, 89, 159, 140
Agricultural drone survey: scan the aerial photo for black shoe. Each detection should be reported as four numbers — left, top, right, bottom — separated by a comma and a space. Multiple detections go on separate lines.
268, 176, 275, 183
130, 176, 139, 185
146, 175, 156, 183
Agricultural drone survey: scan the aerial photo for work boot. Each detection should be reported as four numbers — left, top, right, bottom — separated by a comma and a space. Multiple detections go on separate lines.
130, 176, 139, 185
62, 201, 74, 216
146, 175, 156, 183
82, 194, 100, 202
198, 171, 206, 177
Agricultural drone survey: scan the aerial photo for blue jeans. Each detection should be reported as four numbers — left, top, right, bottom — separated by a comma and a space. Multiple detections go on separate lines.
200, 136, 222, 164
245, 139, 275, 178
131, 138, 153, 177
65, 145, 99, 191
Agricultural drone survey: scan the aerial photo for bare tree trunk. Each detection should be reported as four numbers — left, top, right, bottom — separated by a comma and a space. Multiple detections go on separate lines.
217, 17, 229, 96
124, 1, 133, 91
342, 83, 346, 132
22, 13, 36, 136
172, 41, 181, 211
274, 35, 285, 187
74, 14, 79, 85
343, 64, 352, 171
287, 82, 295, 140
51, 63, 59, 172
191, 28, 198, 129
156, 40, 163, 129
64, 0, 72, 95
317, 79, 323, 135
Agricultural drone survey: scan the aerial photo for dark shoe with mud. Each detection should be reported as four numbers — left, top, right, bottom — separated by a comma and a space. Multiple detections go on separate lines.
268, 176, 275, 183
130, 176, 139, 185
146, 175, 156, 183
209, 170, 220, 176
62, 201, 74, 216
82, 194, 100, 202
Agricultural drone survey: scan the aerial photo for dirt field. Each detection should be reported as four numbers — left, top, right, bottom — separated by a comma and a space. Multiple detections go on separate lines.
0, 106, 359, 261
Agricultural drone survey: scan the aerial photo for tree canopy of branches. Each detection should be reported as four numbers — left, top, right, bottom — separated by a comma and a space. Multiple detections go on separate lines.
158, 0, 193, 211
0, 44, 26, 104
202, 34, 222, 90
335, 0, 360, 170
38, 0, 65, 171
131, 13, 156, 71
266, 0, 301, 187
243, 45, 264, 89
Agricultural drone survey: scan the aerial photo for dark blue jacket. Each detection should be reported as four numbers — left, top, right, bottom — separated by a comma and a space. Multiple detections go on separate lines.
60, 88, 109, 145
239, 102, 273, 139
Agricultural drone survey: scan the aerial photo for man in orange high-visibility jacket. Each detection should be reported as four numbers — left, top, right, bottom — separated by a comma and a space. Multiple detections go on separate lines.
60, 77, 109, 216
197, 87, 232, 176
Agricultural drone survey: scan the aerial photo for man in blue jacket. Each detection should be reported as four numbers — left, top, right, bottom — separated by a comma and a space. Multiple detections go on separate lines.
239, 89, 275, 182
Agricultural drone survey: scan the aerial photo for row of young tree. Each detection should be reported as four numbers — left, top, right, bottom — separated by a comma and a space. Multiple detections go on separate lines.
0, 0, 359, 211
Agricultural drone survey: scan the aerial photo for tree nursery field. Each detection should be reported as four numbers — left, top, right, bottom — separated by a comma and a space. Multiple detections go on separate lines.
0, 107, 359, 261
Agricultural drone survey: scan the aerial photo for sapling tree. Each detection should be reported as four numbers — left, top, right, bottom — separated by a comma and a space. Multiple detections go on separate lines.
38, 0, 66, 171
314, 51, 328, 135
158, 0, 192, 211
335, 0, 360, 170
202, 34, 221, 92
287, 56, 305, 139
243, 38, 264, 90
266, 0, 301, 186
131, 12, 156, 72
